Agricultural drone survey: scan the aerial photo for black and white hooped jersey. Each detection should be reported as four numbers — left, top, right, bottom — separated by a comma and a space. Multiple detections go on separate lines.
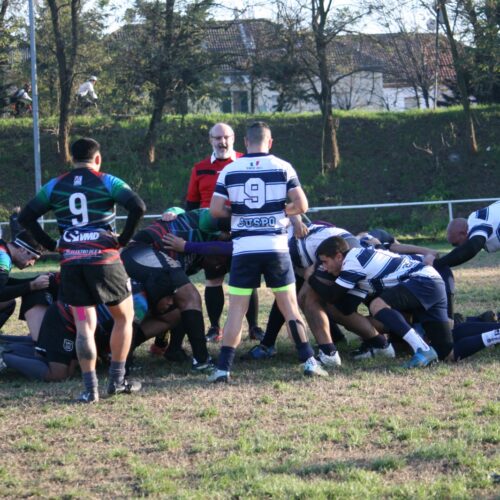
336, 247, 442, 299
213, 153, 300, 256
288, 224, 358, 269
467, 201, 500, 253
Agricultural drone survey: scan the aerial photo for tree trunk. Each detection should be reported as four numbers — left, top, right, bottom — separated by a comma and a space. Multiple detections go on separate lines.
144, 91, 167, 164
58, 83, 72, 162
47, 0, 78, 164
321, 109, 340, 174
438, 1, 478, 153
143, 0, 175, 164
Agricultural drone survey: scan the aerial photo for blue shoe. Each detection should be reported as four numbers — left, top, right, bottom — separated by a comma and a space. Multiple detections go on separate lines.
240, 344, 277, 361
403, 347, 438, 368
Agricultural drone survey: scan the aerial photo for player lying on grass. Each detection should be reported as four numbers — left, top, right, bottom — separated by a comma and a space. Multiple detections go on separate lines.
0, 282, 179, 381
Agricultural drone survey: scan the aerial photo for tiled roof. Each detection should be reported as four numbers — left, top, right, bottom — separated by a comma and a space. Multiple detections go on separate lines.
111, 20, 456, 85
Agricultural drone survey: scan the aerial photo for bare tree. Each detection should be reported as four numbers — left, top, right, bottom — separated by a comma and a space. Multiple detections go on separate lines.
135, 0, 216, 163
276, 0, 369, 173
46, 0, 80, 163
437, 0, 478, 153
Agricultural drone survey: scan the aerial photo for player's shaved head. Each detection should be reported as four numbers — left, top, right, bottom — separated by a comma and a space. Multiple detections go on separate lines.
447, 218, 468, 247
245, 121, 271, 146
71, 137, 100, 162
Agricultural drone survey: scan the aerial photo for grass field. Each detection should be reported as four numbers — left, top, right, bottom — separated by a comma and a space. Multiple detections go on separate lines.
0, 243, 498, 498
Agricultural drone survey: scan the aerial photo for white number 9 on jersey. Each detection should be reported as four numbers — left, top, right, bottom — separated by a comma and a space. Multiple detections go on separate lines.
69, 192, 89, 226
243, 178, 266, 209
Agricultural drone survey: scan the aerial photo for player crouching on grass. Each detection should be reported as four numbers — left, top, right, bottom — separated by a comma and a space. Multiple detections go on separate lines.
315, 236, 500, 366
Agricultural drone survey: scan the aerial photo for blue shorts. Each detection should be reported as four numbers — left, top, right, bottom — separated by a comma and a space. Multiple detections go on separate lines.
229, 252, 295, 290
380, 276, 449, 323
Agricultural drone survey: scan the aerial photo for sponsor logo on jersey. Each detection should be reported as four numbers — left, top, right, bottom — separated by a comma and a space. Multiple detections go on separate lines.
63, 339, 74, 352
73, 176, 83, 186
62, 229, 100, 243
237, 216, 276, 228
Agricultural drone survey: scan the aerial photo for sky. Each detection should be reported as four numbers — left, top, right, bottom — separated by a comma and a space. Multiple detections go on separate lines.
105, 0, 433, 35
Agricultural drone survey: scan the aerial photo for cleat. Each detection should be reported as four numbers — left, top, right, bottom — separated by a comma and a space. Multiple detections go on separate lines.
240, 344, 277, 361
302, 357, 328, 377
478, 310, 497, 323
149, 343, 167, 357
403, 347, 438, 368
164, 348, 189, 363
248, 326, 265, 342
191, 357, 214, 373
350, 342, 396, 360
206, 326, 222, 343
76, 390, 99, 404
316, 350, 342, 367
107, 379, 142, 395
207, 369, 230, 383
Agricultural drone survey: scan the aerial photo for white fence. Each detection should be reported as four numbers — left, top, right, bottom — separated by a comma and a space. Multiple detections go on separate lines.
1, 197, 498, 236
306, 197, 499, 221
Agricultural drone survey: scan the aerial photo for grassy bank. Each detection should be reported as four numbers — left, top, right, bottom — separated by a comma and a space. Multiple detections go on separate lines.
0, 105, 499, 235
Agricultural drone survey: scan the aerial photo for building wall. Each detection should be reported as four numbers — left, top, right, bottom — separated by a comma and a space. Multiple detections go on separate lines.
190, 70, 387, 113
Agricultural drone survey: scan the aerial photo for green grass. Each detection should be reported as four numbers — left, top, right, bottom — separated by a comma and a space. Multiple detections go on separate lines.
0, 240, 498, 497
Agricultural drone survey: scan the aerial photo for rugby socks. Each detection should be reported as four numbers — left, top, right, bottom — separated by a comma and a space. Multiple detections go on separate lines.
217, 345, 236, 372
318, 343, 337, 356
166, 324, 186, 353
374, 308, 430, 353
154, 334, 168, 349
288, 319, 315, 362
109, 361, 126, 386
365, 335, 389, 349
245, 289, 259, 328
453, 336, 486, 360
452, 327, 500, 360
3, 352, 49, 380
298, 342, 315, 362
131, 325, 148, 350
329, 321, 347, 343
481, 328, 500, 345
181, 310, 209, 363
83, 370, 98, 394
261, 301, 284, 348
205, 286, 224, 328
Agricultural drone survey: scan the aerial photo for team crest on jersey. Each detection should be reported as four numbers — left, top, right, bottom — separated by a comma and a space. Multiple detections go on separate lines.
73, 176, 83, 186
63, 339, 74, 352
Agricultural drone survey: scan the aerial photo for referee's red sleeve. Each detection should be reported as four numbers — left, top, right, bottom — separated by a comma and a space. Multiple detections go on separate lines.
186, 166, 201, 203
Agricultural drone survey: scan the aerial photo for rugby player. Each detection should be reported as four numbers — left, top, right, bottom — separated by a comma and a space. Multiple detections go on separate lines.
208, 121, 326, 382
19, 137, 146, 403
427, 200, 500, 269
315, 236, 450, 367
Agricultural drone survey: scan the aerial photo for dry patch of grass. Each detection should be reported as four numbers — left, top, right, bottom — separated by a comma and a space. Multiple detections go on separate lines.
0, 248, 498, 497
